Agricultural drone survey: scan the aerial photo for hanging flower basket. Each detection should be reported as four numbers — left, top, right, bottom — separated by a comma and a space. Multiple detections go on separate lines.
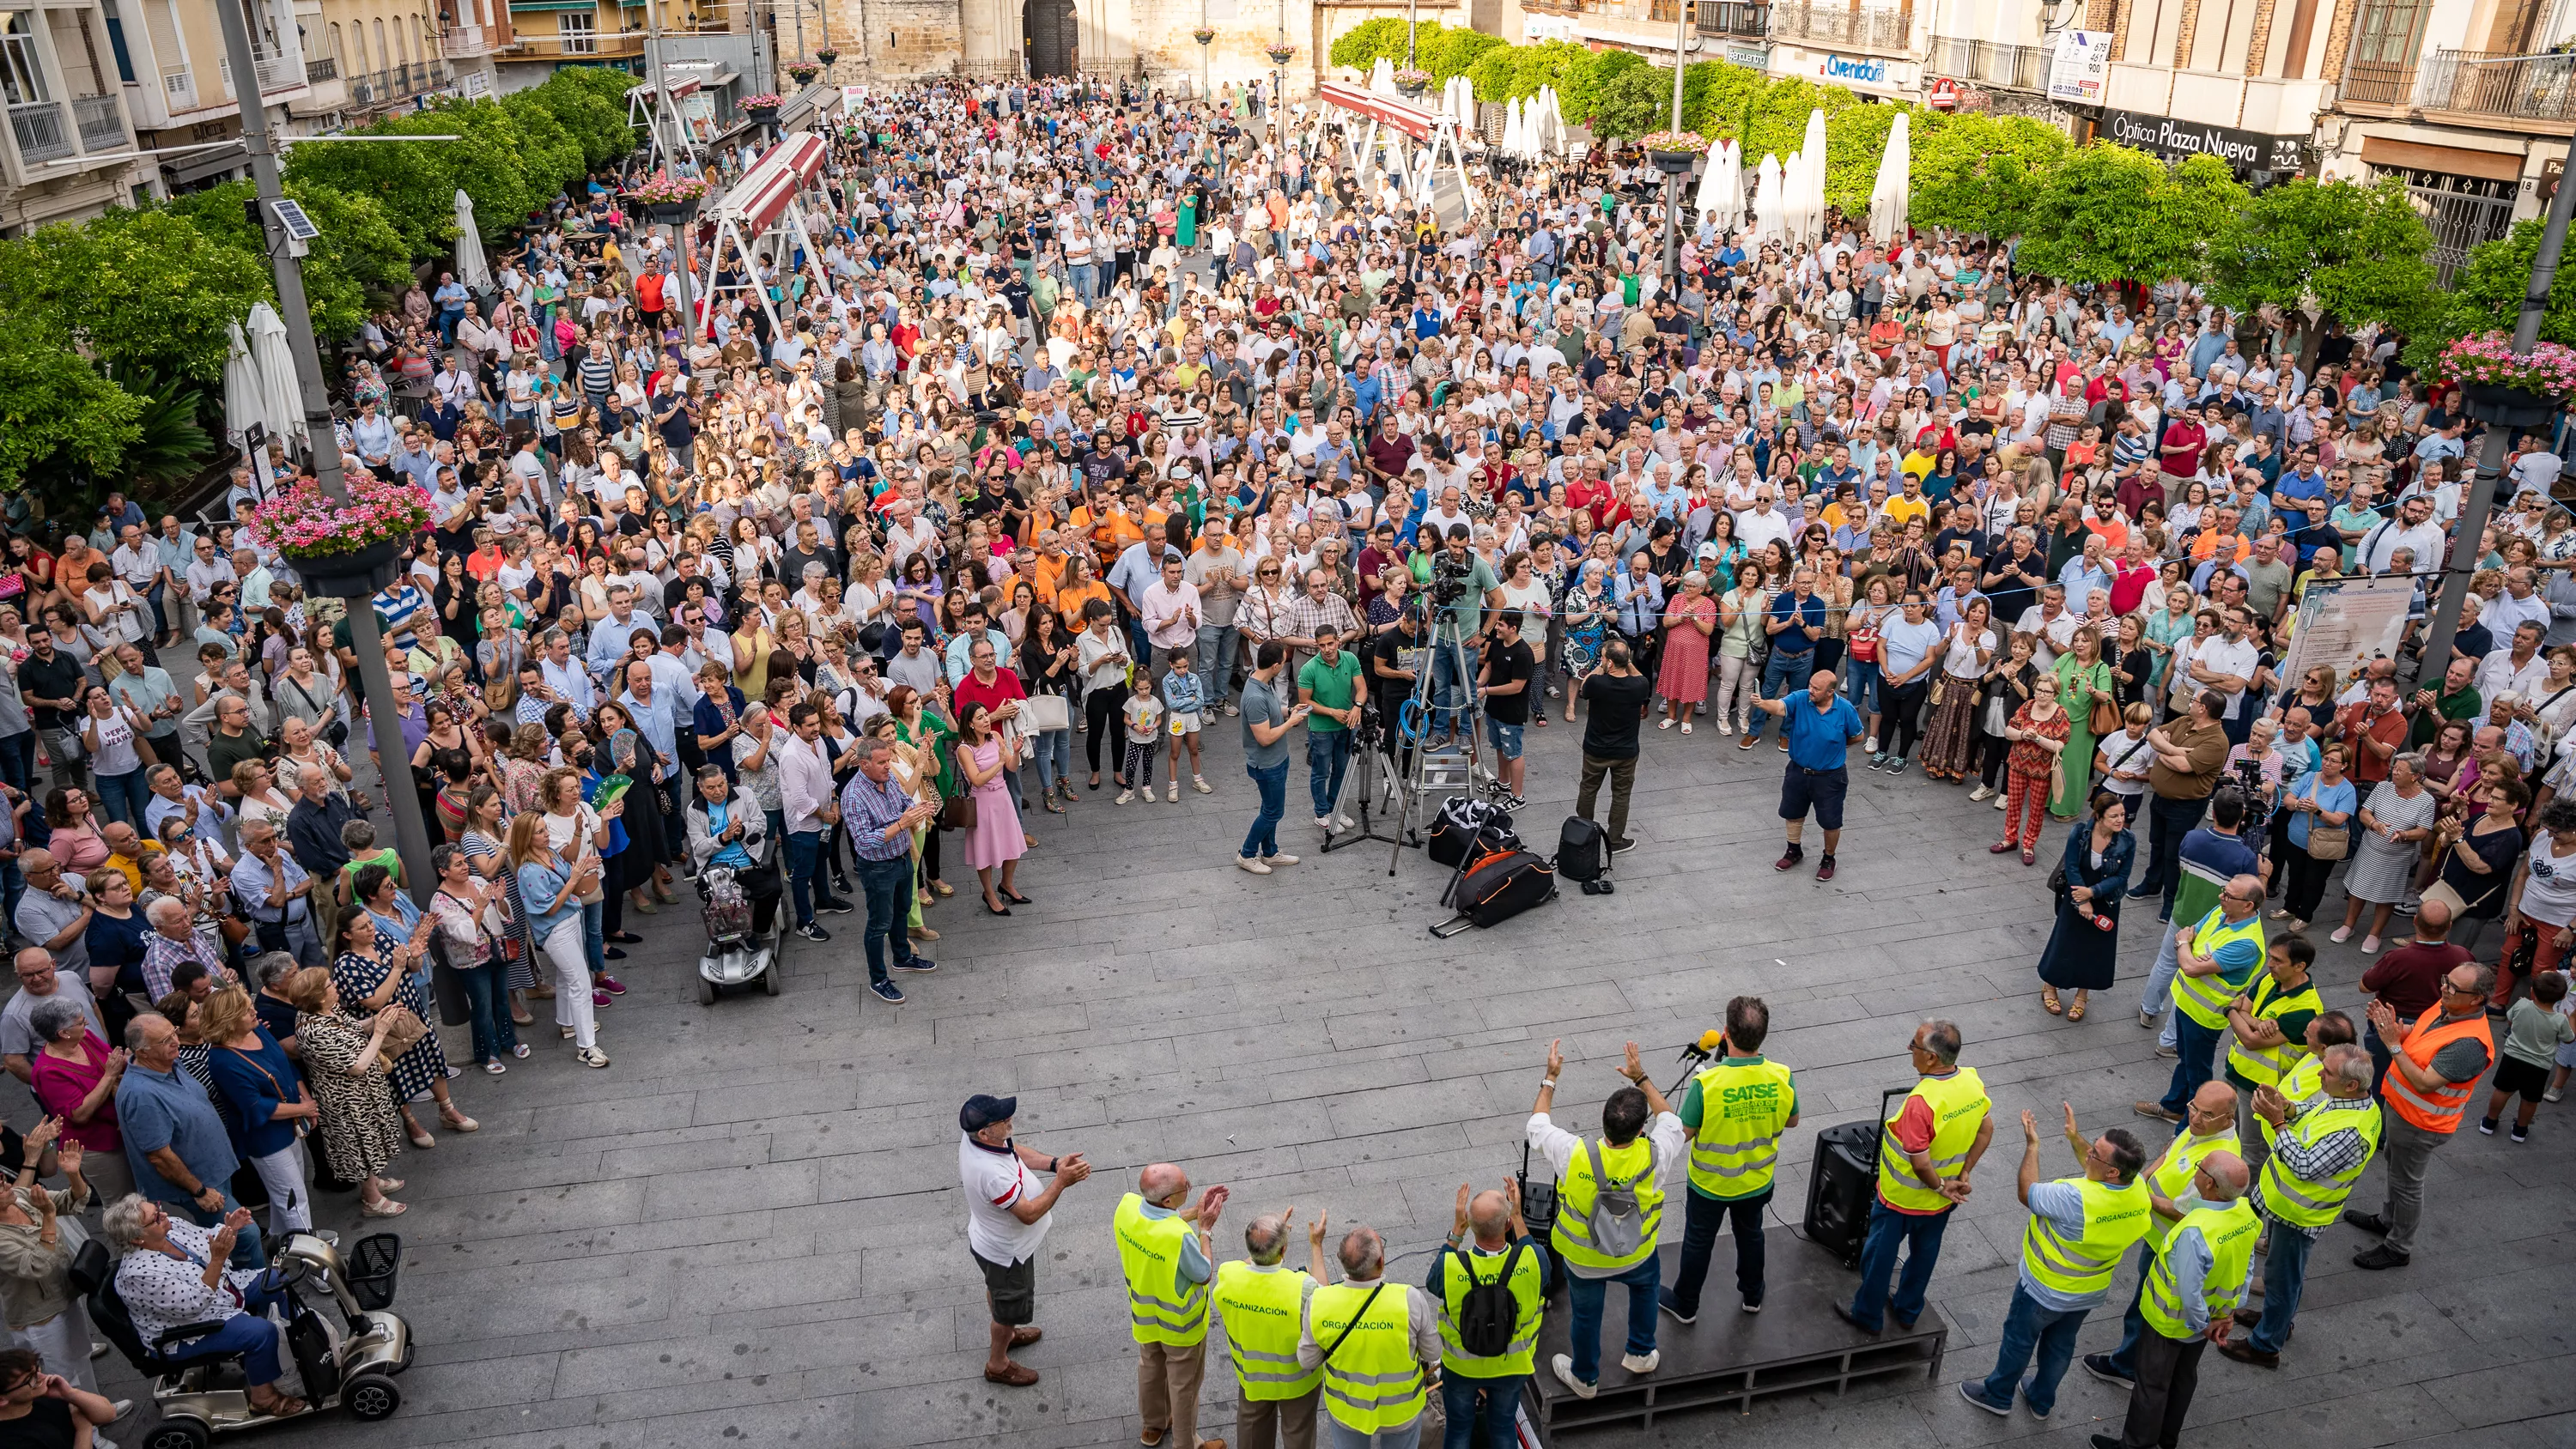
2441, 332, 2576, 427
247, 476, 428, 600
1193, 27, 1217, 44
626, 170, 708, 224
742, 94, 782, 126
787, 63, 820, 84
1266, 43, 1297, 65
814, 47, 838, 65
1394, 67, 1431, 97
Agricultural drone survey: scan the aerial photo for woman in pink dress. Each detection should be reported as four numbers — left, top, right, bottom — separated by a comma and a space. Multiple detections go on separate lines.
956, 701, 1030, 916
1656, 570, 1718, 734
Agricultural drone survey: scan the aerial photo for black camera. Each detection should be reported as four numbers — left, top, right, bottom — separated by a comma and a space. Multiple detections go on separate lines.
1428, 549, 1473, 609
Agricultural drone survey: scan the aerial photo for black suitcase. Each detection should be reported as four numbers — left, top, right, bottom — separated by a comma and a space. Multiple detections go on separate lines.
1554, 815, 1606, 883
1428, 797, 1516, 867
1805, 1088, 1906, 1268
1456, 850, 1557, 927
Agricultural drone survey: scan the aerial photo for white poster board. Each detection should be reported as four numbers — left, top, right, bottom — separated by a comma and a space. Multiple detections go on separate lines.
2279, 575, 2415, 694
2047, 31, 2112, 106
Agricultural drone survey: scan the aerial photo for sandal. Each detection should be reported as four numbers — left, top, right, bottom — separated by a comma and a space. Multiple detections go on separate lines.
933, 881, 955, 898
2067, 995, 2088, 1022
359, 1198, 408, 1218
2042, 987, 2063, 1016
1043, 799, 1066, 815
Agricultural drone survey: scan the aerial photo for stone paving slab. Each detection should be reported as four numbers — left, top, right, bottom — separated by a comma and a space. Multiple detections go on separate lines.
60, 706, 2576, 1448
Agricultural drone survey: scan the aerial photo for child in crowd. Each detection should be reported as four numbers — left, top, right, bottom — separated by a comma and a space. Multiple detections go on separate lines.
1117, 670, 1165, 805
1159, 646, 1207, 801
2485, 970, 2575, 1142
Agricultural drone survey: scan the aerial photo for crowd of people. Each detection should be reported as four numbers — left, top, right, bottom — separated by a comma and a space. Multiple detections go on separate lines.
0, 62, 2561, 1449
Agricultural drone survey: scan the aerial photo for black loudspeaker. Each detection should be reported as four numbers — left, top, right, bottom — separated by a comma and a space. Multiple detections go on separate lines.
1803, 1088, 1905, 1268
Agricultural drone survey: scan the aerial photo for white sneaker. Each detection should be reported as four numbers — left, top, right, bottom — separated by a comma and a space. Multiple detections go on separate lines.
1718, 717, 1735, 736
1167, 783, 1179, 803
1115, 790, 1134, 805
1621, 1349, 1661, 1374
1236, 855, 1273, 875
1968, 785, 1995, 803
1268, 852, 1300, 867
1865, 735, 1880, 754
1551, 1353, 1597, 1400
1315, 814, 1336, 830
1193, 776, 1212, 794
1335, 813, 1356, 829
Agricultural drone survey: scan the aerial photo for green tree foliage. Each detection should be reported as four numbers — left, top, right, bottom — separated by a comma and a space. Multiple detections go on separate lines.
281, 114, 460, 257
2206, 175, 2435, 332
1820, 101, 1904, 216
1589, 63, 1678, 140
1422, 27, 1505, 83
0, 209, 269, 383
516, 70, 638, 170
1327, 17, 1410, 70
166, 181, 410, 341
1562, 45, 1643, 124
2433, 215, 2576, 349
1470, 39, 1595, 102
1906, 112, 2066, 239
1680, 60, 1767, 140
500, 88, 590, 200
1737, 76, 1851, 168
2018, 144, 2243, 285
0, 316, 141, 489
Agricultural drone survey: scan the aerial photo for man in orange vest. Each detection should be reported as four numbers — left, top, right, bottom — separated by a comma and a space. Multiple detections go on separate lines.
2342, 964, 2494, 1270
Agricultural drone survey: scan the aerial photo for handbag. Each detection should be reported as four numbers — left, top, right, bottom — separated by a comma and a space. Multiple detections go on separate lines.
2088, 691, 2120, 737
1929, 678, 1945, 706
2305, 822, 2350, 862
1023, 693, 1072, 732
939, 790, 978, 831
373, 1003, 429, 1053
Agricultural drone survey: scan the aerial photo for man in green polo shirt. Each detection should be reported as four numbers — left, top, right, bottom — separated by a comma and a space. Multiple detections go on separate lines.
1297, 625, 1364, 833
2405, 653, 2482, 749
1662, 995, 1798, 1319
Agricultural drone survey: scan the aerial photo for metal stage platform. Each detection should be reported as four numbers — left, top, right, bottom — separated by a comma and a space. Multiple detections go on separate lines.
1525, 1229, 1947, 1438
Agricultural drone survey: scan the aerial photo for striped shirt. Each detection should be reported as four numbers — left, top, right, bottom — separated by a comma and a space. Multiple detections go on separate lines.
839, 770, 916, 861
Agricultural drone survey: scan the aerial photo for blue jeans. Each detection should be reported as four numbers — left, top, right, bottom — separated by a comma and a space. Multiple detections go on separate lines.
183, 1276, 290, 1385
93, 767, 151, 830
1029, 724, 1072, 796
1440, 1371, 1524, 1449
1846, 658, 1884, 719
1846, 1198, 1950, 1331
2141, 922, 2184, 1048
581, 899, 605, 976
854, 851, 915, 986
454, 959, 518, 1065
786, 829, 837, 926
2247, 1216, 2310, 1355
1307, 730, 1353, 818
1564, 1254, 1661, 1384
2159, 1011, 2226, 1117
1663, 1187, 1768, 1318
1429, 634, 1475, 735
1741, 651, 1810, 743
0, 731, 31, 795
1973, 1282, 2090, 1416
1196, 621, 1239, 707
1242, 758, 1289, 859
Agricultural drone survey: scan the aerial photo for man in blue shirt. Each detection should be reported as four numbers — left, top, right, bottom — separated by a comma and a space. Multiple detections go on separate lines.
1741, 569, 1826, 749
2271, 447, 2329, 507
1752, 669, 1863, 881
118, 1011, 264, 1267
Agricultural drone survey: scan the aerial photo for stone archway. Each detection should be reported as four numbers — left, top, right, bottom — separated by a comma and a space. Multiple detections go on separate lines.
1023, 0, 1078, 77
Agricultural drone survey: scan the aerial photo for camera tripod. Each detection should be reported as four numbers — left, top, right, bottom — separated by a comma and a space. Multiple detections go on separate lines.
1321, 603, 1504, 877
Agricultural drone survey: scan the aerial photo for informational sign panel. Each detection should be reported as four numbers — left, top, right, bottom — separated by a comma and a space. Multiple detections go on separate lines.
2279, 575, 2415, 693
2047, 30, 2111, 105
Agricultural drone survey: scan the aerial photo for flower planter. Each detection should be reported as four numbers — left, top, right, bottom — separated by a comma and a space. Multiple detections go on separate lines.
1395, 81, 1426, 98
1194, 29, 1216, 45
2461, 381, 2561, 428
744, 103, 781, 129
294, 538, 403, 600
642, 198, 701, 226
814, 48, 838, 65
1266, 45, 1296, 65
1649, 149, 1700, 177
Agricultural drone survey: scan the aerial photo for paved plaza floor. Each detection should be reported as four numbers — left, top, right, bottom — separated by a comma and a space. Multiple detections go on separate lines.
107, 708, 2574, 1449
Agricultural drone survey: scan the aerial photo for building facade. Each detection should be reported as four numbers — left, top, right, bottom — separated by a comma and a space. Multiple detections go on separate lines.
0, 0, 144, 231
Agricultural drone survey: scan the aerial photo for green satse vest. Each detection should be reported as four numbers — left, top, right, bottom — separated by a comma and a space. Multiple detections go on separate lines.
2141, 1197, 2261, 1338
1113, 1193, 1210, 1346
2224, 971, 2322, 1088
1687, 1058, 1795, 1199
1309, 1282, 1426, 1434
1874, 1067, 1990, 1213
2172, 908, 2266, 1030
1436, 1245, 1544, 1379
2020, 1176, 2154, 1299
2257, 1054, 2325, 1149
2257, 1095, 2383, 1228
1212, 1262, 1321, 1400
1550, 1136, 1665, 1271
2143, 1129, 2240, 1251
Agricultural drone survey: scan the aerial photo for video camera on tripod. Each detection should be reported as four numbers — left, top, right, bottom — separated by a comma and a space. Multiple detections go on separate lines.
1426, 548, 1476, 612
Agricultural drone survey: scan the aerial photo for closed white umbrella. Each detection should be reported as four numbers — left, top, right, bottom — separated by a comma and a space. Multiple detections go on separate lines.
1753, 153, 1784, 244
453, 188, 492, 294
1781, 149, 1808, 245
1802, 108, 1828, 239
1868, 109, 1912, 245
1720, 141, 1746, 227
1370, 58, 1395, 94
1693, 139, 1725, 220
245, 303, 306, 449
222, 320, 264, 456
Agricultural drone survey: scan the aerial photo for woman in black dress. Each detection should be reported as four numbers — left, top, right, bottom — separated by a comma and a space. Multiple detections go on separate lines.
2038, 791, 2135, 1021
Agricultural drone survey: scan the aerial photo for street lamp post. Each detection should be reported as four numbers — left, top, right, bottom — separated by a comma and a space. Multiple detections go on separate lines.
210, 0, 437, 903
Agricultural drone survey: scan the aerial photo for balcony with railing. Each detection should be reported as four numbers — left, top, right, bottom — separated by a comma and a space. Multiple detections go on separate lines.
2412, 47, 2576, 129
2342, 58, 2414, 108
441, 22, 500, 58
1770, 0, 1908, 52
7, 100, 71, 164
70, 94, 125, 151
307, 53, 338, 82
511, 29, 647, 61
1696, 1, 1770, 37
214, 45, 311, 99
1933, 35, 2047, 91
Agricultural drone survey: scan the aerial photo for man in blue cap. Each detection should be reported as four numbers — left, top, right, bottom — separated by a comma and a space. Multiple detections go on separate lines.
957, 1093, 1091, 1386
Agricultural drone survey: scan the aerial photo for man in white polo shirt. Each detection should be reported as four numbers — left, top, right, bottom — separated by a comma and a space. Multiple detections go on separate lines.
958, 1093, 1091, 1389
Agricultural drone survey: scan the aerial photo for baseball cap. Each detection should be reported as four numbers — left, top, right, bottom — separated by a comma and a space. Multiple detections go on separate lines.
960, 1094, 1018, 1133
1695, 543, 1721, 561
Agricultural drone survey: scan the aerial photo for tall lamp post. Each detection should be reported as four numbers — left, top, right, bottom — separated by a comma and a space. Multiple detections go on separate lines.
2420, 166, 2576, 668
210, 0, 438, 902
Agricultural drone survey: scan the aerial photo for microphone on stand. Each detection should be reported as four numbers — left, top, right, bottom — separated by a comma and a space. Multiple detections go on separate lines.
1668, 1029, 1725, 1095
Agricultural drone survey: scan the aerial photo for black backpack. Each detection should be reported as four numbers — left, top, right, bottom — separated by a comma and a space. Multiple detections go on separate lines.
1449, 1242, 1527, 1358
1554, 815, 1605, 883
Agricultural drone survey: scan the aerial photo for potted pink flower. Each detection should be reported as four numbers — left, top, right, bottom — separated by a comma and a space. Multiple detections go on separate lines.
1393, 67, 1431, 97
1643, 130, 1710, 175
248, 475, 433, 599
741, 92, 783, 127
814, 46, 838, 66
1266, 42, 1296, 65
787, 62, 820, 85
2440, 332, 2576, 427
626, 170, 711, 225
1193, 26, 1217, 44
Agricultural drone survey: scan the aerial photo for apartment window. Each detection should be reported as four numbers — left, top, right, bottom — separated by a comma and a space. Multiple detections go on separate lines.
2348, 0, 2427, 67
559, 10, 595, 52
1, 13, 52, 105
101, 0, 134, 83
2119, 0, 2188, 67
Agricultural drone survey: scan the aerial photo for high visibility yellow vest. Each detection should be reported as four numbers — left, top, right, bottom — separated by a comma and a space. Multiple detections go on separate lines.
2256, 1095, 2383, 1228
1309, 1282, 1427, 1434
2143, 1128, 2239, 1250
1435, 1243, 1544, 1378
2172, 908, 2267, 1030
2256, 1055, 2325, 1149
1113, 1193, 1210, 1346
1686, 1058, 1795, 1200
1874, 1067, 1990, 1213
2224, 970, 2321, 1088
2020, 1176, 2154, 1299
1212, 1262, 1321, 1400
1550, 1136, 1665, 1272
2140, 1197, 2260, 1338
